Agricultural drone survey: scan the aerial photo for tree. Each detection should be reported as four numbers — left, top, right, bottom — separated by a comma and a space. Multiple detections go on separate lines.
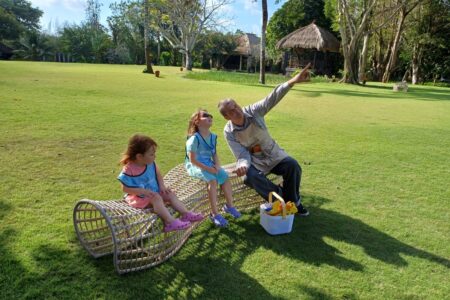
194, 30, 237, 69
401, 0, 450, 83
382, 0, 421, 83
0, 0, 42, 40
259, 0, 268, 84
151, 0, 231, 71
143, 0, 154, 73
108, 1, 145, 64
336, 0, 378, 83
13, 30, 52, 60
59, 22, 111, 63
326, 0, 404, 83
266, 0, 331, 60
86, 0, 101, 30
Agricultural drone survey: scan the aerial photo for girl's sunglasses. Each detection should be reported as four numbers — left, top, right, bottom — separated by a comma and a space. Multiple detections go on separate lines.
200, 112, 213, 119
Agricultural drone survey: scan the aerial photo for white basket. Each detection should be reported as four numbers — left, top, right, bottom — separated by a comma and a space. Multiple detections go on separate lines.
260, 192, 294, 235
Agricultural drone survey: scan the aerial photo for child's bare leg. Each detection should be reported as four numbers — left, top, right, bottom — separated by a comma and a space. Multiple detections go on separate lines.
221, 180, 234, 207
150, 194, 175, 224
164, 192, 189, 214
208, 180, 219, 215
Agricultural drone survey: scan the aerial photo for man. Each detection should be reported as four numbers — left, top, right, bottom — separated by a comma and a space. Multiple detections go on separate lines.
217, 63, 311, 216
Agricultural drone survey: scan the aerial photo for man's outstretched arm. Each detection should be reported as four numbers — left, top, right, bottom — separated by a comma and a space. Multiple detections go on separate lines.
287, 62, 311, 87
249, 63, 312, 116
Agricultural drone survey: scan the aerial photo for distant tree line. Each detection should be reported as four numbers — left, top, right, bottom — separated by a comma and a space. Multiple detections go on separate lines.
0, 0, 237, 71
265, 0, 450, 84
1, 0, 449, 84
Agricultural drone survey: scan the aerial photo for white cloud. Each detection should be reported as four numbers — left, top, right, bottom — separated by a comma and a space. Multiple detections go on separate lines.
240, 0, 260, 16
29, 0, 58, 8
218, 3, 235, 14
30, 0, 85, 11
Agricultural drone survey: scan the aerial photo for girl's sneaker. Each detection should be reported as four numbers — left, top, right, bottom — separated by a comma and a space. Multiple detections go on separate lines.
163, 219, 191, 232
210, 214, 228, 227
180, 211, 204, 222
223, 204, 241, 218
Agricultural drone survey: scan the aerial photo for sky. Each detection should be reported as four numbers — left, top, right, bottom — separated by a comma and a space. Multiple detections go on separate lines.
29, 0, 286, 35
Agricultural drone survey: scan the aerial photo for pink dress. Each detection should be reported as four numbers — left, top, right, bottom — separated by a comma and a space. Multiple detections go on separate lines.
117, 162, 159, 209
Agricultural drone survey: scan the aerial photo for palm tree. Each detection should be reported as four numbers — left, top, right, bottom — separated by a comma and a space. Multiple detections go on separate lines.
259, 0, 267, 84
13, 31, 52, 61
143, 0, 154, 74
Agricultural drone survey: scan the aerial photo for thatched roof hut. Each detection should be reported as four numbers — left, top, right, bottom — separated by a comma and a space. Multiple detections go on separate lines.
234, 33, 260, 56
223, 33, 260, 71
276, 23, 340, 52
276, 23, 341, 76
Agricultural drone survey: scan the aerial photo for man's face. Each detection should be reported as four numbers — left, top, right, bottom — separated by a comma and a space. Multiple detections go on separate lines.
222, 100, 244, 125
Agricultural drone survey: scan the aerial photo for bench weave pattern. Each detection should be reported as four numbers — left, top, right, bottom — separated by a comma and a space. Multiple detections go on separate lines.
73, 163, 280, 274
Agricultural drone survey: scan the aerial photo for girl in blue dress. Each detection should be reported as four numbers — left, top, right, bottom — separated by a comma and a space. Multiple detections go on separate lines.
185, 110, 241, 227
118, 134, 203, 232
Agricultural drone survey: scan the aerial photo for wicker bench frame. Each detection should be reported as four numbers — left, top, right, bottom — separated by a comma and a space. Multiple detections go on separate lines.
73, 163, 280, 274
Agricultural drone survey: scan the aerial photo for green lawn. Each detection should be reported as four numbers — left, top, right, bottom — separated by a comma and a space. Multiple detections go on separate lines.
0, 61, 449, 299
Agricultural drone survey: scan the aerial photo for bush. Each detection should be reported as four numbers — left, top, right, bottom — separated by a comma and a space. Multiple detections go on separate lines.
160, 51, 172, 66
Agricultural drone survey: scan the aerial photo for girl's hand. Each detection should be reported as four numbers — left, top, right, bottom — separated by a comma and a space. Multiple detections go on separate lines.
144, 190, 158, 198
208, 166, 218, 174
159, 186, 172, 195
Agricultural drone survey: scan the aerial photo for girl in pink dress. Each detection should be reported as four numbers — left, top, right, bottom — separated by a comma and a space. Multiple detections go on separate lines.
118, 134, 203, 232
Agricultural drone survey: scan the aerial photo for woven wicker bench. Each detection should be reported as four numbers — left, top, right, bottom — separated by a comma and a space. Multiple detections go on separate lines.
73, 163, 280, 274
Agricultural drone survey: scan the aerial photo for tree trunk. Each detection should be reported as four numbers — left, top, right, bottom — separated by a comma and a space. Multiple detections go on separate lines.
156, 31, 161, 65
382, 1, 419, 83
411, 44, 422, 84
259, 0, 267, 84
359, 33, 370, 83
342, 46, 359, 83
382, 10, 405, 82
185, 51, 193, 70
143, 0, 153, 74
339, 20, 359, 83
337, 0, 375, 84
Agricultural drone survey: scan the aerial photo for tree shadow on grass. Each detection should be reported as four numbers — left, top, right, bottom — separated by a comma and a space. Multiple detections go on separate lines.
2, 194, 448, 299
293, 85, 450, 102
235, 194, 450, 270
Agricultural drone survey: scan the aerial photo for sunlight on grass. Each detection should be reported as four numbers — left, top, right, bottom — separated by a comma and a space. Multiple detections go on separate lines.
0, 61, 449, 299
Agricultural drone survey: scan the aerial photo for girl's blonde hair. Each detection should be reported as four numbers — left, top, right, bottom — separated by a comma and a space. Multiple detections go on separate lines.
187, 109, 207, 137
120, 134, 157, 165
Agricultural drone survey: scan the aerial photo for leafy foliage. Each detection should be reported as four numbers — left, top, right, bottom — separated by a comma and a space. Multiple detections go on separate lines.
266, 0, 332, 59
0, 0, 42, 40
12, 30, 52, 60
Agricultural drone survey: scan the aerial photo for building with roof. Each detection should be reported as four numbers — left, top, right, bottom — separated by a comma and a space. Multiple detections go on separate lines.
276, 22, 341, 75
223, 33, 260, 72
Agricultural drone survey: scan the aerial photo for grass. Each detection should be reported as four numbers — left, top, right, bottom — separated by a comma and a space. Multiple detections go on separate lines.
184, 69, 288, 85
0, 61, 449, 299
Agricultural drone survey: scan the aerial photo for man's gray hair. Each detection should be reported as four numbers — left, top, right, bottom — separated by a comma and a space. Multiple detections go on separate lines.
217, 98, 235, 116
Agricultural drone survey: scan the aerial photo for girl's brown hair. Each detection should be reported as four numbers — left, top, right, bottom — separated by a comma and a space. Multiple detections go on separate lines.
120, 134, 157, 165
187, 109, 207, 137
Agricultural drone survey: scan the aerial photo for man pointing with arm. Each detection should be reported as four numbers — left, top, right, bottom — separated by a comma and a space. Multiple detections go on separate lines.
217, 63, 311, 216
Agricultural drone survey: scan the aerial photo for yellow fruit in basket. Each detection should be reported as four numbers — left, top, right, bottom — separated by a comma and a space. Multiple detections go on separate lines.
267, 200, 282, 216
285, 202, 298, 215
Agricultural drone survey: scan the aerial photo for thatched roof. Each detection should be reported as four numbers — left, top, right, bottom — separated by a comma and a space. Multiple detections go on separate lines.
234, 33, 260, 56
276, 23, 340, 52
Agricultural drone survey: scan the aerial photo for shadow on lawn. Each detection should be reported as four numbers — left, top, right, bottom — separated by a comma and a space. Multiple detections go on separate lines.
294, 85, 450, 102
2, 194, 448, 299
146, 193, 449, 298
235, 194, 450, 270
